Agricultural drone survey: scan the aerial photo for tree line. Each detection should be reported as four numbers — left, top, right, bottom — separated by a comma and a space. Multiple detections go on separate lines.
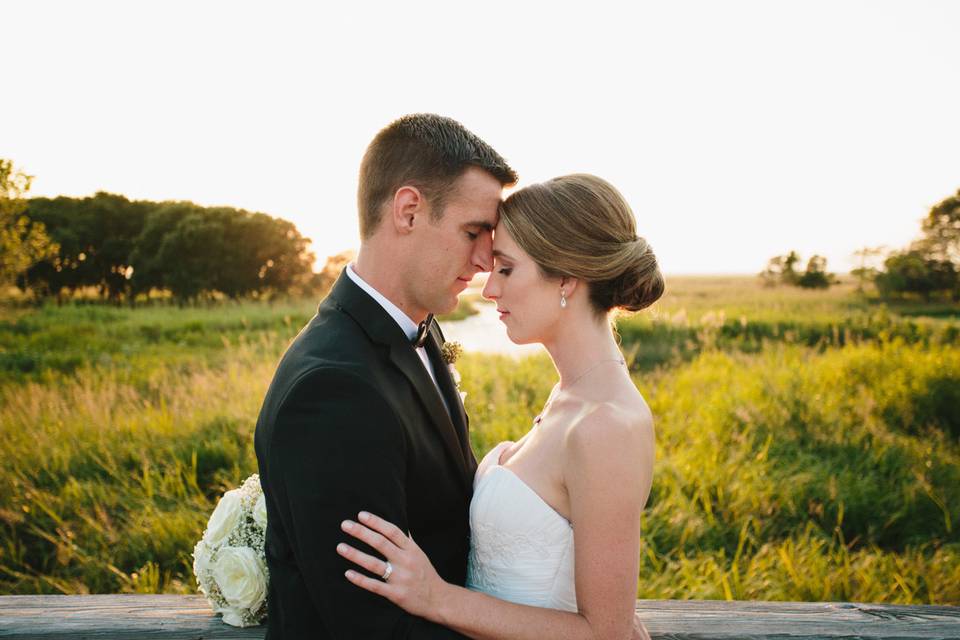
5, 157, 958, 304
1, 160, 59, 293
760, 252, 837, 289
2, 159, 320, 303
761, 188, 960, 301
870, 189, 960, 301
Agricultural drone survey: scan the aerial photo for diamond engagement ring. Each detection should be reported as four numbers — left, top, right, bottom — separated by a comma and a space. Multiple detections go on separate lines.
381, 561, 393, 582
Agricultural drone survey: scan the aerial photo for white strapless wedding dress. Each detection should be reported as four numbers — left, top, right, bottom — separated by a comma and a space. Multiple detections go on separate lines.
466, 441, 577, 612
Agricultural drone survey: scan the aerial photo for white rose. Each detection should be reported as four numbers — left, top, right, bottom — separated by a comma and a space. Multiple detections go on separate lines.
212, 546, 268, 612
204, 489, 242, 547
253, 493, 267, 529
193, 540, 212, 583
220, 607, 245, 627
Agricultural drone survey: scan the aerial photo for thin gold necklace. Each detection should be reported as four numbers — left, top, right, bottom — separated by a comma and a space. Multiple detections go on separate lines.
533, 357, 626, 426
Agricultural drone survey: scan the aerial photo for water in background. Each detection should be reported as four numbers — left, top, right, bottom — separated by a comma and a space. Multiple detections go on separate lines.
441, 301, 545, 358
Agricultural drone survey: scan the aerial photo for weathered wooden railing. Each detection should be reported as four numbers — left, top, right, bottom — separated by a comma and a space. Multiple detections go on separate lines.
1, 595, 958, 639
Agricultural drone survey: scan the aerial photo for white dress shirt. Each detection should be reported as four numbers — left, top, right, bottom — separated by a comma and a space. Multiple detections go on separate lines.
345, 264, 450, 414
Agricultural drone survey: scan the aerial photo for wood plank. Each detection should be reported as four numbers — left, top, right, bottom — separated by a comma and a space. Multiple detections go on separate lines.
0, 595, 957, 639
633, 599, 960, 639
0, 595, 261, 639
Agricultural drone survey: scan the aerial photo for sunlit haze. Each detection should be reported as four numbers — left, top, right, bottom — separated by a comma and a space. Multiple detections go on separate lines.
4, 1, 959, 274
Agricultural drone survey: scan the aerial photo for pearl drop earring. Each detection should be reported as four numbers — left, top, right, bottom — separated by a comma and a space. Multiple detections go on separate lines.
560, 290, 567, 308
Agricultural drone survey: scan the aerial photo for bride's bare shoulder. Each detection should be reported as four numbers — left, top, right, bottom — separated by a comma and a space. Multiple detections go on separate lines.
560, 394, 655, 505
563, 391, 654, 462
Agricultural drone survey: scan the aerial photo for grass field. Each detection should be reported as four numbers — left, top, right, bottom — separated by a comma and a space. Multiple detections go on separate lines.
1, 276, 958, 603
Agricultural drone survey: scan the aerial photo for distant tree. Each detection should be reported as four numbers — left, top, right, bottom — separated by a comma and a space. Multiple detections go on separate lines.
851, 246, 887, 293
315, 250, 355, 295
154, 211, 225, 301
320, 250, 353, 282
128, 201, 199, 297
871, 188, 960, 302
875, 250, 958, 301
25, 192, 149, 300
21, 192, 315, 303
0, 160, 59, 292
22, 196, 80, 299
797, 254, 837, 289
83, 192, 151, 299
231, 212, 316, 298
916, 189, 960, 265
759, 250, 822, 287
782, 251, 801, 285
759, 255, 784, 287
130, 203, 315, 302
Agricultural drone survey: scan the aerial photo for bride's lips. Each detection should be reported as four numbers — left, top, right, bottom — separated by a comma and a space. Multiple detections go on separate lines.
497, 308, 510, 320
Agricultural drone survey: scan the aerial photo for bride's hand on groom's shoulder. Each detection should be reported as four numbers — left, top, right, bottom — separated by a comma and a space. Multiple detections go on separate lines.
337, 511, 449, 620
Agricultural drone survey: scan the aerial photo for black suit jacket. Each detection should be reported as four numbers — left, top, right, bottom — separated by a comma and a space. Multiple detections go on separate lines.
254, 270, 478, 639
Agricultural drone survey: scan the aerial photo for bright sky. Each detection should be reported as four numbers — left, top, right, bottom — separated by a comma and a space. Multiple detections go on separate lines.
4, 1, 959, 274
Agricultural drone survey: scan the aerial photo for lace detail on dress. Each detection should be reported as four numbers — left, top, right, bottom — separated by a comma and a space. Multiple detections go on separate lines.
466, 443, 577, 612
467, 520, 554, 592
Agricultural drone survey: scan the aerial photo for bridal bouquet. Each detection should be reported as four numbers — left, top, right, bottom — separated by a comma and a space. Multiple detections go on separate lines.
192, 474, 269, 627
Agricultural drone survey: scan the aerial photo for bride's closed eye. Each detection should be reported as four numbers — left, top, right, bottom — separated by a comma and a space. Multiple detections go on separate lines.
498, 267, 513, 276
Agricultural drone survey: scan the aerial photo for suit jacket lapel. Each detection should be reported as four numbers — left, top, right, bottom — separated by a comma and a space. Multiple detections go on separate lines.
387, 342, 471, 487
424, 325, 475, 472
329, 271, 472, 490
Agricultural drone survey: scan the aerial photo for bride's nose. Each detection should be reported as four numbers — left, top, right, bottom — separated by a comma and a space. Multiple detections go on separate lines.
481, 275, 499, 300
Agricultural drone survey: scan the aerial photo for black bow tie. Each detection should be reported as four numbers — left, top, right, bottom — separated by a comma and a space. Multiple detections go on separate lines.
412, 314, 434, 348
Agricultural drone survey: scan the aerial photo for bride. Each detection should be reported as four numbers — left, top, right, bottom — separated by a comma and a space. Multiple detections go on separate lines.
337, 173, 664, 640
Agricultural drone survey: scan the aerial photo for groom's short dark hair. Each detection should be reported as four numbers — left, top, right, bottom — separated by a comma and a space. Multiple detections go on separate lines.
357, 114, 517, 239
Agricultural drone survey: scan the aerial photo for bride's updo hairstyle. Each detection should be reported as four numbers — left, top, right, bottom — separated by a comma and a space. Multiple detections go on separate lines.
499, 174, 664, 315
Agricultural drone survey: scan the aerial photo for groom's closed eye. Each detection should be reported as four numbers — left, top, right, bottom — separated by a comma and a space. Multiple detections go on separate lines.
464, 224, 492, 242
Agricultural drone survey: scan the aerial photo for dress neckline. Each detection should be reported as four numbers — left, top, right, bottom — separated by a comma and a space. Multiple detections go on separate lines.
480, 442, 571, 524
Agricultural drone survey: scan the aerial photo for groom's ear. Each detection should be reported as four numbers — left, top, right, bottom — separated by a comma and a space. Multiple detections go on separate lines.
391, 186, 425, 235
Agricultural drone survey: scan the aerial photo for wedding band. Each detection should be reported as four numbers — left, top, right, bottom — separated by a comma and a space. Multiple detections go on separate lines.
381, 561, 393, 582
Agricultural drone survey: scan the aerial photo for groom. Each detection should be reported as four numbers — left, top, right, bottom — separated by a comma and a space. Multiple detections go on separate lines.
254, 114, 517, 638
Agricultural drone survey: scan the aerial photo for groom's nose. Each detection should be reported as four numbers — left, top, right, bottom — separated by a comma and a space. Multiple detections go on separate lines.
472, 230, 494, 272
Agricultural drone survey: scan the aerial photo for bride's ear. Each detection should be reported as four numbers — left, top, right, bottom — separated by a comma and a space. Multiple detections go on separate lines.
560, 276, 579, 298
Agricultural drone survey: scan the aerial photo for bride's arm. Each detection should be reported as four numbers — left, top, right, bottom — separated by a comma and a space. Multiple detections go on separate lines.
337, 406, 654, 640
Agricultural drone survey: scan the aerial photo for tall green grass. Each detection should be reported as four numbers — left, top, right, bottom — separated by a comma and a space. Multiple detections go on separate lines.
0, 346, 271, 594
0, 294, 480, 382
2, 339, 956, 602
1, 278, 958, 603
616, 307, 959, 371
0, 300, 313, 382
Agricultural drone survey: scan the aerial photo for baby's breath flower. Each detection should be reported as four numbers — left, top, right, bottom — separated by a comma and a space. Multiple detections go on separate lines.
440, 341, 462, 365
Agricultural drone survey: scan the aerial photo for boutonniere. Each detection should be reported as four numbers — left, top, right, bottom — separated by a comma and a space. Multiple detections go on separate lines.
440, 341, 466, 403
440, 340, 462, 365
